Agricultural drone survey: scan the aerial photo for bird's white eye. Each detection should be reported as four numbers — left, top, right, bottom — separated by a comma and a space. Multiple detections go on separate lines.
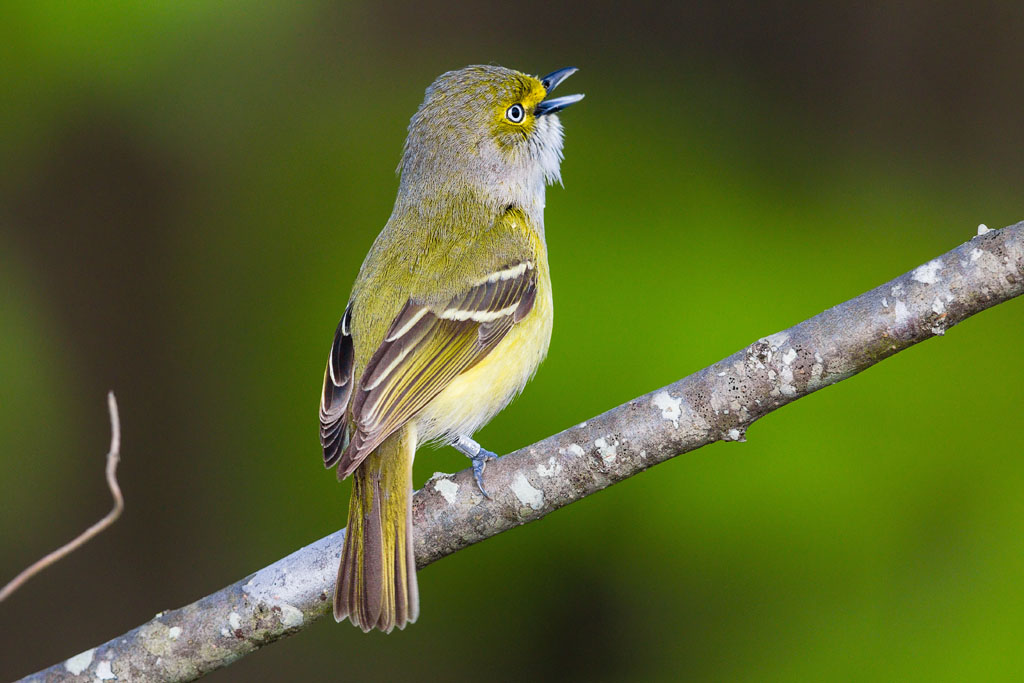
505, 103, 525, 123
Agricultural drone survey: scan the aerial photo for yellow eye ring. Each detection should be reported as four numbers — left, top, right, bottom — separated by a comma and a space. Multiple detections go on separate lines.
505, 103, 525, 124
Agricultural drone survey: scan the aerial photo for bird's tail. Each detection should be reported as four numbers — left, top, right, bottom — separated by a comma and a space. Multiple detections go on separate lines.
335, 425, 419, 633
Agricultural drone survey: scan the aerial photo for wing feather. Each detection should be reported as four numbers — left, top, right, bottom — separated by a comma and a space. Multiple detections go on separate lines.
335, 261, 537, 478
320, 304, 355, 468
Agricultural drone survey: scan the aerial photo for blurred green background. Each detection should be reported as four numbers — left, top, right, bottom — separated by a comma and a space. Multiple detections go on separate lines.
2, 2, 1023, 681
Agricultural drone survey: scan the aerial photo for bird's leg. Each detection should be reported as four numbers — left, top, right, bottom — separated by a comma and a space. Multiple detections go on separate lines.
452, 435, 499, 498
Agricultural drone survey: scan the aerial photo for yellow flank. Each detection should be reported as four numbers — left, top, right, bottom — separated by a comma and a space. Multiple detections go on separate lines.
417, 255, 552, 443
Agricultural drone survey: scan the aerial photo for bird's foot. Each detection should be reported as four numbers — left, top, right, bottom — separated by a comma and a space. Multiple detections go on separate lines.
469, 447, 498, 499
453, 435, 499, 499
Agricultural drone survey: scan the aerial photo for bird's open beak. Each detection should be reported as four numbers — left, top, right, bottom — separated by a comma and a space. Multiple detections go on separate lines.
536, 67, 584, 116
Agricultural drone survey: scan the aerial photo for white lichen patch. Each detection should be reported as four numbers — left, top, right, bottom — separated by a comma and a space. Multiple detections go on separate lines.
559, 443, 585, 457
95, 660, 116, 680
433, 477, 459, 504
782, 348, 797, 365
277, 602, 304, 628
511, 472, 544, 510
65, 649, 95, 675
932, 298, 946, 314
912, 259, 943, 284
809, 358, 824, 388
536, 457, 562, 478
577, 421, 588, 428
639, 450, 647, 459
971, 248, 984, 262
595, 437, 618, 465
882, 296, 889, 308
651, 390, 682, 428
978, 223, 990, 235
228, 612, 242, 631
893, 300, 910, 324
726, 428, 742, 441
168, 626, 182, 640
778, 365, 796, 397
221, 627, 231, 637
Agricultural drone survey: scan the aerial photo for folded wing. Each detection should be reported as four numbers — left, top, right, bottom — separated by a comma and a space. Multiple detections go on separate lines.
329, 260, 537, 478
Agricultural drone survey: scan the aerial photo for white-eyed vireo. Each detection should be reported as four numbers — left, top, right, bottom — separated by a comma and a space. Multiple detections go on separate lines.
319, 64, 583, 633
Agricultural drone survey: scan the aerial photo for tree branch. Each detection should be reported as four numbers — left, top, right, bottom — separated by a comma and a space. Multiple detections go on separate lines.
21, 222, 1023, 682
1, 392, 123, 603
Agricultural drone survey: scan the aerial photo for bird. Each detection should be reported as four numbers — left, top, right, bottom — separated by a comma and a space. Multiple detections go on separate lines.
319, 64, 583, 633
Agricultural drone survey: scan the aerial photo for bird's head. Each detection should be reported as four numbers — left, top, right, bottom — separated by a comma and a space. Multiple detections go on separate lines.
397, 65, 583, 209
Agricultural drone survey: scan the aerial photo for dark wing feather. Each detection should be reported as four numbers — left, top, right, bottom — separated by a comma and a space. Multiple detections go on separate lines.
320, 304, 355, 468
335, 261, 537, 478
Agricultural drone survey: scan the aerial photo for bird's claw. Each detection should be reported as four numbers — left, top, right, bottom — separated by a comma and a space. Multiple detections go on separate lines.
469, 448, 498, 499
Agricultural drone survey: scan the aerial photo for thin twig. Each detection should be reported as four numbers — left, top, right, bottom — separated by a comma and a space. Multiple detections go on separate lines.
0, 392, 123, 603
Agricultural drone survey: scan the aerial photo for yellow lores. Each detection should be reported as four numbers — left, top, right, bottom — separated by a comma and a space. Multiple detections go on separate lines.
319, 65, 583, 633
